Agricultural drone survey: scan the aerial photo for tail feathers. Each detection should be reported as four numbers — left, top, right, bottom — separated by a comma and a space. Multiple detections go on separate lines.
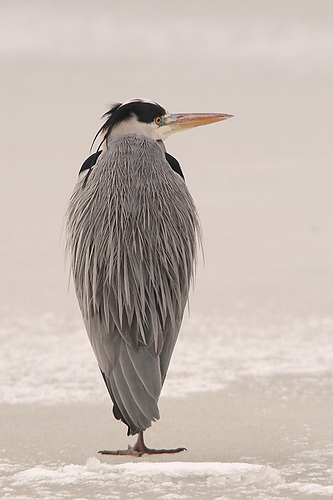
101, 339, 161, 436
125, 341, 161, 399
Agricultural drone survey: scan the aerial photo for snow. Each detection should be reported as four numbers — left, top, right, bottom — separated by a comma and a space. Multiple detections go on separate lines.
289, 482, 333, 496
12, 459, 266, 483
3, 458, 332, 499
7, 459, 282, 500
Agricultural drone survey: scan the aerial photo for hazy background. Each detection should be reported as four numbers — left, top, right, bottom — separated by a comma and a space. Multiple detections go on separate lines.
1, 0, 332, 324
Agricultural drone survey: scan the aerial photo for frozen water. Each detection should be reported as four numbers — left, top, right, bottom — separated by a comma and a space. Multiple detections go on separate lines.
1, 313, 333, 404
1, 456, 333, 499
1, 313, 333, 499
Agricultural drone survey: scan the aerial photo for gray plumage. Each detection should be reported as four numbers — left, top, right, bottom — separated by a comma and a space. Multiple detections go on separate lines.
66, 133, 200, 435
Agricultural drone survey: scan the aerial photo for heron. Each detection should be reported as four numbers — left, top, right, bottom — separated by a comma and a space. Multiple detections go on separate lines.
66, 99, 232, 456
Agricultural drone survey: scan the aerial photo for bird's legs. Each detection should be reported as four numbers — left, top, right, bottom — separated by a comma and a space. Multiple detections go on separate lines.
99, 431, 186, 457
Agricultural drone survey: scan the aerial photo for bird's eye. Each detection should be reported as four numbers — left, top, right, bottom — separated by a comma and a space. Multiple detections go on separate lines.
155, 116, 162, 125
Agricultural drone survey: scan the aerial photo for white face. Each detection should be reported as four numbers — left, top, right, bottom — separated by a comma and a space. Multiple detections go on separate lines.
108, 114, 174, 142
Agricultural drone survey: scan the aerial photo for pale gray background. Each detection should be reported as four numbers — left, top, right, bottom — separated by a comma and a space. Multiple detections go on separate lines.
1, 0, 332, 323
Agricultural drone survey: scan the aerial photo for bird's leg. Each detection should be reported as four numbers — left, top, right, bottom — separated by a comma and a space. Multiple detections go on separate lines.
99, 431, 187, 457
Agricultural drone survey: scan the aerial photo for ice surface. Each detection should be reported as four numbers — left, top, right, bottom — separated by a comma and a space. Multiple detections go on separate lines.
4, 459, 282, 500
12, 459, 267, 482
2, 457, 333, 499
1, 312, 333, 404
1, 318, 332, 499
289, 483, 333, 496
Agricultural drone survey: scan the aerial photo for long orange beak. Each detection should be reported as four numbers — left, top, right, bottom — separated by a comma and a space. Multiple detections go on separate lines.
166, 112, 233, 133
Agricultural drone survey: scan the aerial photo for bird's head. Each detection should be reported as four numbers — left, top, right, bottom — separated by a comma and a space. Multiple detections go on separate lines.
93, 99, 232, 150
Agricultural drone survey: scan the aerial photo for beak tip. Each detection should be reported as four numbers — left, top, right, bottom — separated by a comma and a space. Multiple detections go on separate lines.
220, 114, 233, 120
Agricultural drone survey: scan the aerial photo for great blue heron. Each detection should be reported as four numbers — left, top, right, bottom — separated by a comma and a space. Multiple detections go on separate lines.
66, 99, 232, 456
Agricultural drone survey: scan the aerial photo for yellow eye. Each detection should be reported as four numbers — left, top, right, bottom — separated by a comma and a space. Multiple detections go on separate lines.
155, 116, 162, 125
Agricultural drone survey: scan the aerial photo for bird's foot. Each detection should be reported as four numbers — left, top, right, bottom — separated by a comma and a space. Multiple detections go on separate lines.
98, 431, 187, 457
98, 445, 145, 457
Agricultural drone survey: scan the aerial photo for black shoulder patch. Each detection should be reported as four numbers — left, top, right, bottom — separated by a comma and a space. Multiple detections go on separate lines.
79, 150, 103, 175
165, 152, 185, 180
